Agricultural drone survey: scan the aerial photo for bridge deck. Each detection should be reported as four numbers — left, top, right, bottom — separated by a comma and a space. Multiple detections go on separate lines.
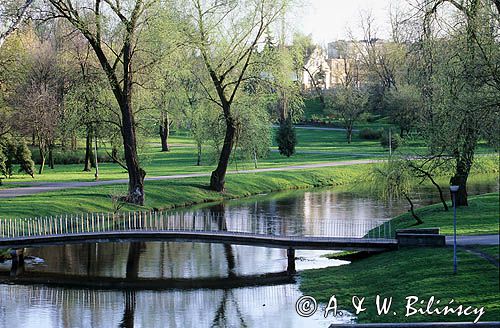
0, 230, 397, 251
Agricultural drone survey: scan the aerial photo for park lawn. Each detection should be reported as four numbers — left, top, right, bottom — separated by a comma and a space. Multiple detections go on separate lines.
2, 126, 496, 184
2, 128, 387, 184
0, 164, 372, 219
300, 247, 500, 323
385, 192, 499, 236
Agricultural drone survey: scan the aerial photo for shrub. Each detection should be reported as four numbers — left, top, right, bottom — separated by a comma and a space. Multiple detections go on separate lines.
29, 147, 113, 165
359, 112, 376, 123
276, 119, 297, 157
359, 128, 382, 140
380, 131, 402, 151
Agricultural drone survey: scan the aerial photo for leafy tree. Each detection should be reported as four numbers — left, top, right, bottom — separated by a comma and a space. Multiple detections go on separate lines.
257, 30, 302, 159
326, 86, 368, 143
410, 0, 500, 206
0, 0, 34, 48
0, 137, 34, 185
10, 36, 61, 174
184, 0, 289, 191
233, 97, 272, 168
385, 84, 424, 137
369, 158, 422, 225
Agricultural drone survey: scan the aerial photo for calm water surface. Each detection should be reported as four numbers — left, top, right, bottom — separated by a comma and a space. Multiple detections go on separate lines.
0, 180, 497, 328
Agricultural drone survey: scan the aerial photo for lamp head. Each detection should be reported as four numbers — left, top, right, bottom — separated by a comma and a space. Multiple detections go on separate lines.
450, 185, 459, 192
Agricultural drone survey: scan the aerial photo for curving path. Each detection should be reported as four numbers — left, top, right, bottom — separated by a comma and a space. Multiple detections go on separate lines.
445, 234, 499, 246
0, 159, 380, 198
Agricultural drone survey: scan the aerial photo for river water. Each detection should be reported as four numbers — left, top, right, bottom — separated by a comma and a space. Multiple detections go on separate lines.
0, 180, 497, 328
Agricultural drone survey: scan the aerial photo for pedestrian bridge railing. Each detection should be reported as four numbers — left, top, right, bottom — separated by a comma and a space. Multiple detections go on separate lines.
0, 211, 394, 240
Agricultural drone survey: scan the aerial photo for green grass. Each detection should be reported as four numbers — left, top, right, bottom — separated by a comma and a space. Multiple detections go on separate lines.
0, 164, 372, 219
474, 245, 499, 261
2, 127, 496, 184
300, 247, 500, 323
384, 192, 499, 236
2, 129, 388, 184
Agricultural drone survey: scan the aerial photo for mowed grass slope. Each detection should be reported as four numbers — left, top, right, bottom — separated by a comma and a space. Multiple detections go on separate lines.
300, 247, 500, 323
0, 165, 370, 219
385, 192, 499, 235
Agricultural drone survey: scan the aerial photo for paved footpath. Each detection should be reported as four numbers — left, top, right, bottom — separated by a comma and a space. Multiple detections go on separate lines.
446, 234, 499, 246
0, 159, 380, 198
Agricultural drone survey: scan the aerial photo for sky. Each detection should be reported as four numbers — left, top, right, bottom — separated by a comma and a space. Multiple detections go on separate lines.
295, 0, 397, 45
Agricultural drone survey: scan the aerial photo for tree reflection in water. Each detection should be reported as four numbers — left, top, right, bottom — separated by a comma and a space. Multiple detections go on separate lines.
119, 290, 136, 328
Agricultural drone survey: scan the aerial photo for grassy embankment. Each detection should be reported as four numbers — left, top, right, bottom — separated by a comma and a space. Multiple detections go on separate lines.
300, 247, 500, 323
386, 192, 500, 235
1, 157, 497, 220
0, 164, 372, 219
300, 193, 500, 323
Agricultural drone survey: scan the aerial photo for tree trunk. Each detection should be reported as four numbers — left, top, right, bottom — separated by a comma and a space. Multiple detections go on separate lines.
111, 146, 118, 163
61, 135, 67, 152
83, 125, 93, 172
347, 126, 353, 144
159, 112, 170, 152
120, 101, 146, 205
196, 143, 202, 166
405, 194, 423, 225
120, 291, 136, 328
223, 244, 236, 278
450, 172, 468, 207
430, 175, 448, 211
125, 242, 142, 279
210, 110, 235, 192
48, 143, 54, 169
71, 132, 77, 151
38, 145, 45, 175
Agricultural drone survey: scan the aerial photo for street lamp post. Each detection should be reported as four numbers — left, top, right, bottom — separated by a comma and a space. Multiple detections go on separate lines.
450, 185, 459, 274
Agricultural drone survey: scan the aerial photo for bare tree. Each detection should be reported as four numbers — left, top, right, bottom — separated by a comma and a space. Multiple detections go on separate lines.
0, 0, 34, 48
11, 38, 60, 174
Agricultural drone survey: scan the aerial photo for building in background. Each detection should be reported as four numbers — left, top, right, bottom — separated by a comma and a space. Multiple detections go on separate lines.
302, 39, 382, 91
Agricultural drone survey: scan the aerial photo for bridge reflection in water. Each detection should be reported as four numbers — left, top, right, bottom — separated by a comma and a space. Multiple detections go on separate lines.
0, 282, 349, 327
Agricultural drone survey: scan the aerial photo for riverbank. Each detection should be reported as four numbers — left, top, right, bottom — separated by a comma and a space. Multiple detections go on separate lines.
0, 164, 373, 219
380, 192, 500, 235
300, 247, 500, 323
299, 194, 500, 324
1, 159, 498, 220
